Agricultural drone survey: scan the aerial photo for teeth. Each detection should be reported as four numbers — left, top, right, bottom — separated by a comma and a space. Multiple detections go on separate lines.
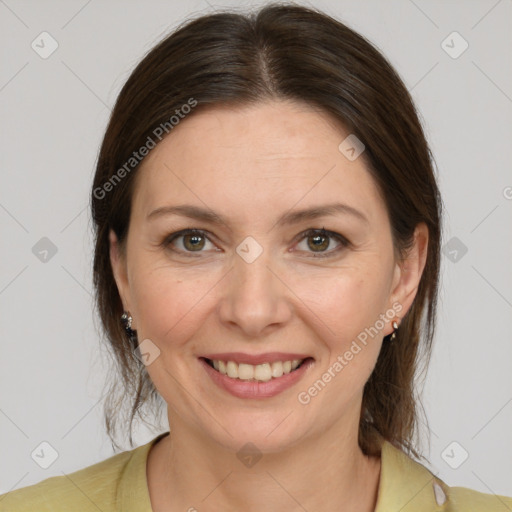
226, 361, 238, 378
210, 358, 304, 381
238, 363, 254, 380
271, 361, 283, 378
254, 363, 272, 382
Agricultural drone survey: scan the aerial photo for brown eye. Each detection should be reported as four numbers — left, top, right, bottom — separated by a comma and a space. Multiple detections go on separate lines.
164, 229, 216, 255
182, 233, 205, 251
295, 228, 349, 257
307, 232, 330, 252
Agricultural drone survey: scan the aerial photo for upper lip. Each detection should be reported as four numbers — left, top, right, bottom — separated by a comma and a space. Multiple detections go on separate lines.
201, 352, 312, 365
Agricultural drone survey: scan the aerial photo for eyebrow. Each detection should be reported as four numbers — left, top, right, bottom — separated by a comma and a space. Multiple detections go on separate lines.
147, 202, 369, 227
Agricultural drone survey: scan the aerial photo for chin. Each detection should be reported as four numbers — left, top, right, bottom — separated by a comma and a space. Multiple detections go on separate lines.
200, 407, 309, 455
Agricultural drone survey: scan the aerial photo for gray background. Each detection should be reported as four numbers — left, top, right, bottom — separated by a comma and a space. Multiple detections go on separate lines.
1, 0, 511, 499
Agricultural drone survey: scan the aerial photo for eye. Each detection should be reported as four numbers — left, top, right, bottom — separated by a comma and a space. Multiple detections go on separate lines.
164, 229, 218, 255
294, 228, 349, 257
163, 227, 349, 258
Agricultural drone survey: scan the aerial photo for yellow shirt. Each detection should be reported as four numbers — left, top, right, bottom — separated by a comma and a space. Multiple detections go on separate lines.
1, 432, 511, 511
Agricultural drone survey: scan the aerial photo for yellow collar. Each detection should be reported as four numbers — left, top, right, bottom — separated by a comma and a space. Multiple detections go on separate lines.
375, 440, 449, 511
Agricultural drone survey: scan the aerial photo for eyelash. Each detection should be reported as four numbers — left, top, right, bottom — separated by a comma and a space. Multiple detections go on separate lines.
162, 227, 350, 258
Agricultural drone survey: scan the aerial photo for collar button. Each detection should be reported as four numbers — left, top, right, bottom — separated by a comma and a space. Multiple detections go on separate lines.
433, 481, 447, 506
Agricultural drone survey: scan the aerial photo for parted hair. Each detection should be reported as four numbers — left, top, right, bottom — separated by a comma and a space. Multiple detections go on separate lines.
91, 2, 442, 457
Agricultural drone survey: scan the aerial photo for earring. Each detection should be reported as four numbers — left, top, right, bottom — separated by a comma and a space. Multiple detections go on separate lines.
389, 320, 399, 341
121, 311, 138, 345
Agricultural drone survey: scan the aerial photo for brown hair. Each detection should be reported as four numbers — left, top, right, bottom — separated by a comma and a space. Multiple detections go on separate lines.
91, 3, 442, 457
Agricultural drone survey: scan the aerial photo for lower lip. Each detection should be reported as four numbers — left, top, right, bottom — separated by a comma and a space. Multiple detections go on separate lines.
200, 358, 314, 399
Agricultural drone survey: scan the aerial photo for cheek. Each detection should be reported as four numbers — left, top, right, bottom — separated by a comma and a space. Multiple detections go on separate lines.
290, 271, 387, 416
289, 263, 390, 391
131, 267, 216, 349
291, 262, 391, 341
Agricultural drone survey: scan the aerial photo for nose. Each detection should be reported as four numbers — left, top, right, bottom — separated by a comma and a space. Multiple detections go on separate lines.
217, 245, 293, 338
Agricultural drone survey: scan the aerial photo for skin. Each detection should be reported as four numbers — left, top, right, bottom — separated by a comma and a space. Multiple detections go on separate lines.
110, 100, 428, 512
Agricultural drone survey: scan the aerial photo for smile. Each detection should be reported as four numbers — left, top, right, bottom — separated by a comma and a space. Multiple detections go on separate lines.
199, 354, 314, 399
206, 358, 304, 381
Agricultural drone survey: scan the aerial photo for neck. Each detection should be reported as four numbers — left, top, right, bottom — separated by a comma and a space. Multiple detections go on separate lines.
147, 418, 382, 512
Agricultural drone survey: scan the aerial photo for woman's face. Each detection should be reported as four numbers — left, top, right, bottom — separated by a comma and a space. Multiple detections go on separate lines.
110, 100, 427, 453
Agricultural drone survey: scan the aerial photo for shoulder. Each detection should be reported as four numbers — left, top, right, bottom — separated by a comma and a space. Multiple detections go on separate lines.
0, 439, 151, 512
447, 486, 512, 511
377, 440, 512, 512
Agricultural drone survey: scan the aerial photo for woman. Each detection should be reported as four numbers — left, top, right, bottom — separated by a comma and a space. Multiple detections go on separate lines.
1, 3, 510, 511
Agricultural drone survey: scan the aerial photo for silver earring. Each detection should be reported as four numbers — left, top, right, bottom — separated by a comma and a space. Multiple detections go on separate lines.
389, 320, 399, 340
121, 311, 138, 345
121, 312, 132, 330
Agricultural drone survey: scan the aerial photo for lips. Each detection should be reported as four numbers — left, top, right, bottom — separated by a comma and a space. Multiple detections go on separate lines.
199, 353, 314, 399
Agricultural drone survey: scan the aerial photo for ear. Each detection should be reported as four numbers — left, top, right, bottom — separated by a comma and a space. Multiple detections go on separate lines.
385, 222, 429, 335
109, 229, 133, 322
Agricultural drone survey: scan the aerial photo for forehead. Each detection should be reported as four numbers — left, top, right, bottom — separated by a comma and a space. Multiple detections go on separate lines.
132, 100, 386, 227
